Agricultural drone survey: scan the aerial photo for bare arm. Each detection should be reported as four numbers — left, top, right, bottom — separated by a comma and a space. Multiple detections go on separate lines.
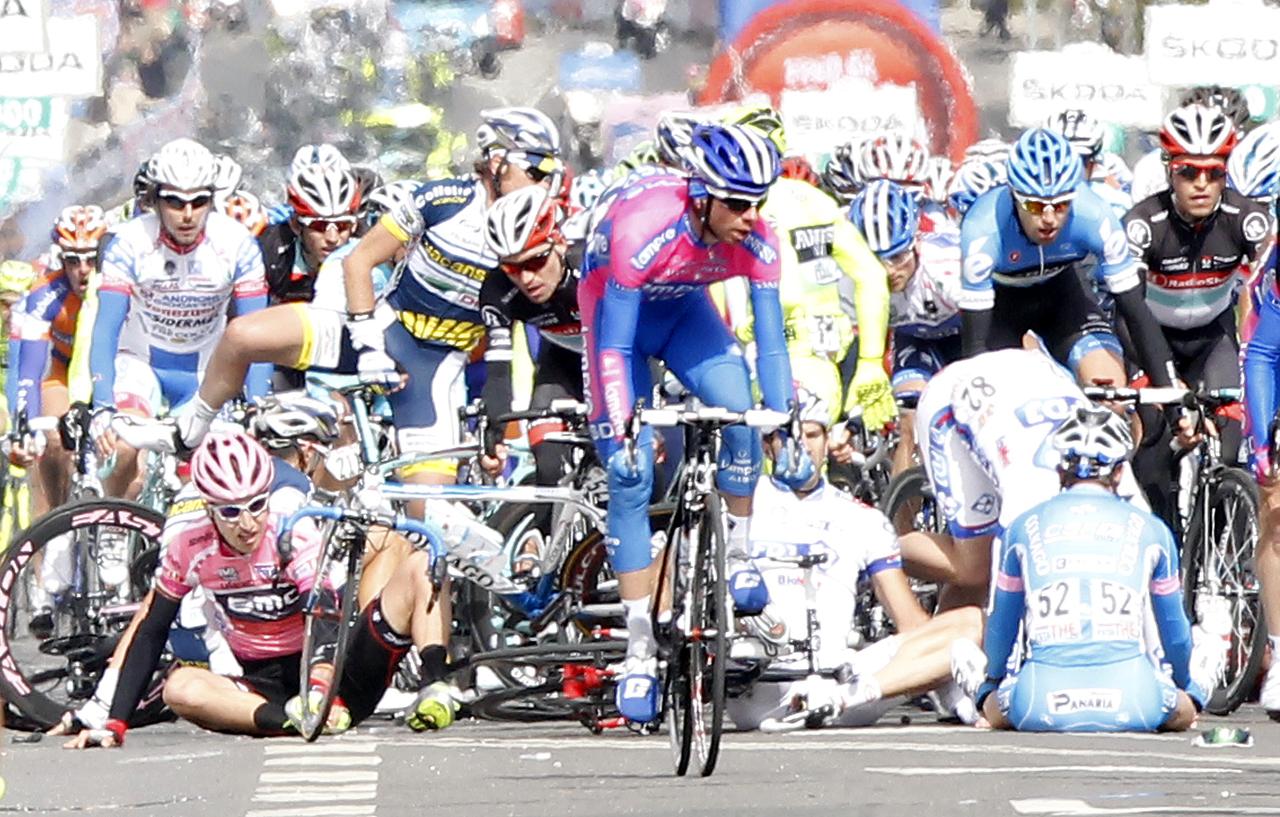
342, 222, 403, 316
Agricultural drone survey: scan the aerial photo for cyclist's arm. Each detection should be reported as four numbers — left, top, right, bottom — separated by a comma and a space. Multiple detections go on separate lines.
89, 240, 134, 407
1148, 521, 1204, 707
958, 216, 996, 358
742, 225, 792, 412
229, 236, 271, 399
831, 216, 889, 362
977, 522, 1026, 705
870, 563, 929, 633
1244, 286, 1280, 477
343, 221, 402, 316
596, 280, 642, 435
10, 305, 52, 422
67, 271, 100, 406
479, 277, 516, 429
106, 589, 181, 724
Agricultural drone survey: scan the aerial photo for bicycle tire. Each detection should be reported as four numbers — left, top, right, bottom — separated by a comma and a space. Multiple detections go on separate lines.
464, 640, 626, 724
663, 502, 694, 776
689, 490, 727, 777
880, 466, 945, 536
296, 524, 366, 741
0, 499, 166, 729
1181, 467, 1266, 715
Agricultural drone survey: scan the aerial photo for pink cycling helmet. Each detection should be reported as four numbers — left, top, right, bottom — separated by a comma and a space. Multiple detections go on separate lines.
191, 429, 275, 503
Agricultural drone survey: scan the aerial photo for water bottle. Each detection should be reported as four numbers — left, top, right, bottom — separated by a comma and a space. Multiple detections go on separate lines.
438, 515, 520, 594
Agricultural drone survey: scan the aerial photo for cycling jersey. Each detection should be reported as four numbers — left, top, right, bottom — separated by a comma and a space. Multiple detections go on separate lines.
378, 176, 496, 352
1124, 188, 1272, 330
1243, 278, 1280, 479
88, 212, 270, 410
1089, 179, 1133, 220
890, 232, 962, 340
258, 221, 315, 304
582, 171, 792, 574
9, 265, 82, 419
981, 484, 1204, 731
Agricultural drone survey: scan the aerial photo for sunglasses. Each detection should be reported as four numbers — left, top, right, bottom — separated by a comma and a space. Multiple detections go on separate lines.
714, 195, 765, 213
298, 215, 358, 233
1171, 162, 1227, 182
501, 245, 555, 276
157, 192, 213, 210
881, 248, 915, 267
209, 493, 270, 521
1014, 194, 1075, 216
61, 251, 97, 264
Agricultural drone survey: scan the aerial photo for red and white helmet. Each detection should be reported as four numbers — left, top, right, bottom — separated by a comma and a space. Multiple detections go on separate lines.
52, 205, 108, 250
858, 133, 929, 186
1160, 104, 1238, 159
191, 429, 275, 504
287, 163, 361, 219
223, 191, 268, 236
289, 143, 351, 177
485, 185, 561, 257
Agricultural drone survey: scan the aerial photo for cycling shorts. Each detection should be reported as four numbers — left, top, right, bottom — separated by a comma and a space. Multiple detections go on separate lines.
232, 652, 302, 706
112, 354, 171, 417
291, 304, 465, 476
996, 656, 1180, 732
337, 596, 413, 725
891, 332, 962, 395
985, 271, 1121, 375
727, 636, 901, 730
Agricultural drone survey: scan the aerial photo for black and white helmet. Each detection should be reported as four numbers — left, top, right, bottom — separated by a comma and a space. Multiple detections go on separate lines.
287, 163, 361, 219
1051, 405, 1134, 480
252, 392, 341, 450
212, 154, 243, 203
148, 138, 217, 192
289, 143, 351, 178
1045, 109, 1105, 162
361, 179, 419, 222
485, 185, 560, 257
476, 106, 561, 157
654, 110, 705, 168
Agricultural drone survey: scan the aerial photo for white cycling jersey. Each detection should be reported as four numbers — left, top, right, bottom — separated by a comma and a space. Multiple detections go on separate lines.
889, 232, 962, 339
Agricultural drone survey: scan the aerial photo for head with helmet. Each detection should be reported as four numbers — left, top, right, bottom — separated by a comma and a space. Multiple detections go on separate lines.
290, 144, 351, 178
222, 191, 268, 238
616, 140, 662, 173
654, 110, 707, 169
359, 179, 420, 235
780, 155, 821, 188
850, 180, 921, 292
485, 185, 567, 304
681, 122, 780, 244
1044, 109, 1106, 173
1007, 128, 1084, 245
1161, 103, 1237, 222
1179, 85, 1251, 136
1228, 121, 1280, 204
191, 429, 276, 553
252, 391, 341, 473
857, 133, 929, 199
722, 105, 787, 156
568, 168, 609, 213
922, 155, 953, 205
822, 140, 863, 203
132, 160, 155, 213
287, 161, 361, 272
1051, 404, 1134, 488
211, 154, 243, 208
475, 107, 564, 199
0, 260, 35, 309
149, 137, 218, 247
52, 205, 106, 295
947, 156, 1007, 217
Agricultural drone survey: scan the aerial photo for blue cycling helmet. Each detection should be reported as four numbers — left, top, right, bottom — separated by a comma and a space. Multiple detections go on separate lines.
947, 157, 1008, 215
849, 179, 919, 258
1006, 128, 1084, 198
682, 123, 780, 201
1228, 121, 1280, 202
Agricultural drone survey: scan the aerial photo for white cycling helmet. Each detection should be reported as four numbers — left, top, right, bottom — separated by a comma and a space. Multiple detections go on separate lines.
654, 110, 705, 168
1229, 121, 1280, 201
1051, 405, 1134, 480
289, 143, 351, 177
1160, 104, 1238, 159
485, 185, 561, 258
191, 429, 275, 504
148, 138, 217, 192
963, 137, 1010, 161
1044, 109, 1106, 162
476, 106, 561, 157
252, 392, 341, 450
287, 162, 361, 219
212, 154, 243, 199
858, 133, 929, 186
361, 179, 419, 220
923, 155, 953, 204
947, 157, 1008, 215
568, 168, 608, 212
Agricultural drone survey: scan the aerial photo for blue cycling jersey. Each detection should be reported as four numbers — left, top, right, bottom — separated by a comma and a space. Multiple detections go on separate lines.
959, 185, 1141, 310
1244, 269, 1280, 479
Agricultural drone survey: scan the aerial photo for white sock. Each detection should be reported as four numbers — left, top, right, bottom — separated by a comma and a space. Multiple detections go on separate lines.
844, 675, 882, 709
624, 595, 655, 661
726, 512, 750, 559
178, 396, 219, 446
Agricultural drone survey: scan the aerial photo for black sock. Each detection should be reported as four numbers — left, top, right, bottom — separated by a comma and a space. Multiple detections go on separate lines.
254, 701, 290, 733
419, 645, 449, 687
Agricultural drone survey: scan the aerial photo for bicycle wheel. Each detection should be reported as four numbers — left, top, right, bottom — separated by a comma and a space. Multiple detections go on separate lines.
0, 499, 165, 729
296, 523, 366, 741
1182, 467, 1265, 715
465, 640, 625, 726
880, 466, 945, 536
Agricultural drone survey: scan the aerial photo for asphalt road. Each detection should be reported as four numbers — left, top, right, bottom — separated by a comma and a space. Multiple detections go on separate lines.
5, 703, 1277, 817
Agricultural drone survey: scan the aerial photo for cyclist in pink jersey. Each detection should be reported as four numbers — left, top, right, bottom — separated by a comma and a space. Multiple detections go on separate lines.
581, 123, 810, 723
66, 430, 450, 748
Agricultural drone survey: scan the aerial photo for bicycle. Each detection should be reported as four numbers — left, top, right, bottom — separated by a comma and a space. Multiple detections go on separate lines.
632, 399, 790, 778
1086, 384, 1264, 715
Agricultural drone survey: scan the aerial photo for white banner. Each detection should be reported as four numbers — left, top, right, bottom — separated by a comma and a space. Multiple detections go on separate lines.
0, 14, 100, 97
781, 79, 921, 160
0, 156, 46, 216
1145, 0, 1280, 87
1009, 44, 1164, 129
0, 0, 49, 55
0, 97, 67, 160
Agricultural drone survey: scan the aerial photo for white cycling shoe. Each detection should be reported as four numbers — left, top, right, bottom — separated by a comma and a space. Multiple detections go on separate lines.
949, 638, 987, 699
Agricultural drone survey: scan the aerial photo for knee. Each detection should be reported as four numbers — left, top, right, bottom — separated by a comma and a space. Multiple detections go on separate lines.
949, 604, 985, 643
223, 313, 275, 358
162, 667, 208, 713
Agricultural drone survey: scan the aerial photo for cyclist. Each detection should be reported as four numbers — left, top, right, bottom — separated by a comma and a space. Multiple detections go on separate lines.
222, 191, 268, 237
1228, 121, 1280, 204
171, 108, 562, 494
857, 132, 952, 234
945, 156, 1007, 220
728, 389, 983, 729
955, 406, 1214, 732
1132, 86, 1253, 204
582, 122, 807, 724
478, 186, 583, 495
64, 430, 454, 748
8, 206, 109, 521
721, 106, 896, 434
1044, 108, 1131, 218
0, 259, 36, 432
850, 180, 961, 474
261, 161, 363, 305
85, 137, 269, 498
959, 127, 1177, 390
1124, 104, 1272, 530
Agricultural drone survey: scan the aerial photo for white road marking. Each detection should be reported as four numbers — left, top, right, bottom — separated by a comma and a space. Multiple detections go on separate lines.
244, 807, 376, 817
253, 787, 379, 803
263, 742, 379, 754
1011, 797, 1274, 815
263, 755, 383, 767
867, 765, 1243, 776
121, 750, 225, 764
248, 743, 382, 817
258, 771, 379, 784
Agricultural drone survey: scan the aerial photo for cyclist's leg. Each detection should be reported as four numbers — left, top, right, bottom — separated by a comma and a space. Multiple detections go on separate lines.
358, 527, 414, 610
164, 656, 298, 735
1183, 309, 1243, 462
192, 303, 312, 411
1044, 273, 1127, 386
851, 606, 984, 701
528, 341, 584, 488
102, 356, 162, 499
33, 377, 71, 516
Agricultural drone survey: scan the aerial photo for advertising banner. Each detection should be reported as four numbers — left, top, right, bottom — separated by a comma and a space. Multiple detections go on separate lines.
1009, 44, 1164, 129
0, 14, 100, 97
781, 80, 921, 159
0, 0, 49, 55
0, 96, 68, 161
1145, 1, 1280, 87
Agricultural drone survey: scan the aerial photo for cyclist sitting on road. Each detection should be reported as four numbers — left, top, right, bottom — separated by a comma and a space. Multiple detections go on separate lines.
1124, 104, 1274, 532
850, 180, 961, 475
960, 128, 1177, 390
954, 406, 1218, 732
727, 387, 983, 730
64, 430, 455, 748
83, 137, 270, 499
581, 122, 806, 724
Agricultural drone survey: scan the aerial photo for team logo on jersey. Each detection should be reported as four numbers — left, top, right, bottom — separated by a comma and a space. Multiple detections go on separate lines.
217, 567, 239, 582
1125, 219, 1152, 250
971, 493, 996, 515
1243, 211, 1270, 244
1047, 688, 1121, 714
1008, 250, 1020, 263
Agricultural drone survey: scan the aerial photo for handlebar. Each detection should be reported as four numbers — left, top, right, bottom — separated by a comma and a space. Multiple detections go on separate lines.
281, 506, 446, 566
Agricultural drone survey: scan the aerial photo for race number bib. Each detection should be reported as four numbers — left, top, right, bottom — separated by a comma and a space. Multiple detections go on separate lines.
1090, 578, 1142, 642
1027, 577, 1084, 646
